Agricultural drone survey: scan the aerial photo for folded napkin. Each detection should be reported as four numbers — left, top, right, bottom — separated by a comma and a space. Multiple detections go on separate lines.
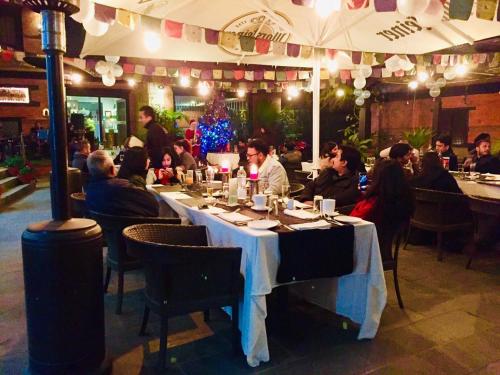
218, 212, 253, 223
160, 192, 192, 200
294, 201, 312, 209
198, 206, 228, 214
284, 209, 320, 220
289, 220, 331, 231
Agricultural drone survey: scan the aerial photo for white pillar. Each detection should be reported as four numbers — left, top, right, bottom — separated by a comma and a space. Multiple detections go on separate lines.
312, 48, 321, 178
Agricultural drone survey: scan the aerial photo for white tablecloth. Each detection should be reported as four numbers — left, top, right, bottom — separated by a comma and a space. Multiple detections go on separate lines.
206, 152, 240, 170
160, 193, 387, 367
456, 179, 500, 200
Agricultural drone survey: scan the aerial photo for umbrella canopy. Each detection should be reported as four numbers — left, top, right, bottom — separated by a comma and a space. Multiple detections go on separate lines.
80, 0, 500, 67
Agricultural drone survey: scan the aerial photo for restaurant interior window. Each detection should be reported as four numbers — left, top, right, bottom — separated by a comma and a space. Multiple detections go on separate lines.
0, 4, 24, 51
438, 108, 470, 146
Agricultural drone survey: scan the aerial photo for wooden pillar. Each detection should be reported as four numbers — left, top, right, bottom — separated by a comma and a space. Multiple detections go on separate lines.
359, 100, 372, 139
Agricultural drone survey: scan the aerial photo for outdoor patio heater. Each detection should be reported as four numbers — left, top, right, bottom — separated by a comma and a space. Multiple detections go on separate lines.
20, 0, 109, 374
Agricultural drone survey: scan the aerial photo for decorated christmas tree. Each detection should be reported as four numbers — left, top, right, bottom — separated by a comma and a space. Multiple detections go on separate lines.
198, 91, 233, 158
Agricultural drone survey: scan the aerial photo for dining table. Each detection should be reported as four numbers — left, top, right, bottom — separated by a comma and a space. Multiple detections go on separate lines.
149, 186, 387, 367
454, 174, 500, 200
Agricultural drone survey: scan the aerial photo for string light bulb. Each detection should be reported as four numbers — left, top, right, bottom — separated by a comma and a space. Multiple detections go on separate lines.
327, 59, 338, 73
417, 71, 429, 83
335, 88, 345, 97
180, 75, 190, 87
127, 78, 136, 87
455, 63, 468, 76
70, 73, 82, 84
408, 80, 418, 90
237, 88, 246, 98
144, 31, 161, 52
287, 86, 299, 98
198, 82, 210, 96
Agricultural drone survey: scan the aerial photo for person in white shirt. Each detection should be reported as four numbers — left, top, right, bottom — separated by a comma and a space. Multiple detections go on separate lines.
247, 139, 289, 195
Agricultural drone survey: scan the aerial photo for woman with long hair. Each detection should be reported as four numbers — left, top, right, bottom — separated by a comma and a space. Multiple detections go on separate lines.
117, 146, 150, 190
350, 159, 414, 226
150, 147, 179, 185
173, 139, 197, 172
411, 152, 461, 193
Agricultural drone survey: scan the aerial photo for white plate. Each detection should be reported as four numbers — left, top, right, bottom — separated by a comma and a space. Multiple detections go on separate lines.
334, 215, 362, 224
251, 205, 270, 211
247, 220, 279, 230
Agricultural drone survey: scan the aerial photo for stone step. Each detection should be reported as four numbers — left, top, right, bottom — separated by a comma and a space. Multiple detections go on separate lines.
0, 182, 36, 209
0, 176, 19, 191
0, 167, 8, 180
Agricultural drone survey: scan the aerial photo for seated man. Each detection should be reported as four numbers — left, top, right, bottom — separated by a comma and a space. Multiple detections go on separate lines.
298, 145, 361, 207
435, 134, 458, 171
389, 143, 419, 178
85, 150, 159, 217
247, 138, 289, 195
464, 133, 500, 174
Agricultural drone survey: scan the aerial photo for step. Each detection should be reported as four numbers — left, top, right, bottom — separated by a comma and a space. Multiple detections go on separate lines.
0, 182, 36, 209
0, 167, 7, 180
0, 176, 19, 191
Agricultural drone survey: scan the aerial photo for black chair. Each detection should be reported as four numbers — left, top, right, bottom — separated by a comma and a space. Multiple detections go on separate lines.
89, 211, 181, 314
337, 204, 355, 215
378, 222, 406, 309
294, 170, 311, 185
290, 182, 305, 198
123, 224, 242, 369
405, 188, 472, 261
466, 196, 500, 269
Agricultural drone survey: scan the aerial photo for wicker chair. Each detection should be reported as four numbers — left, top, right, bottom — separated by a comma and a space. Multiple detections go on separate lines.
123, 224, 242, 369
89, 211, 181, 314
378, 222, 406, 309
294, 170, 311, 185
70, 192, 87, 218
466, 196, 500, 269
290, 182, 305, 198
405, 188, 472, 261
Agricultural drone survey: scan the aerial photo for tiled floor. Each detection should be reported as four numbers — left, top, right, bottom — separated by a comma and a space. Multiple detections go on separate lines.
1, 186, 499, 374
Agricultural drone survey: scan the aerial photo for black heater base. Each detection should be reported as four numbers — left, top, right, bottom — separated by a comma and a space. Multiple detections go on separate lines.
22, 219, 112, 375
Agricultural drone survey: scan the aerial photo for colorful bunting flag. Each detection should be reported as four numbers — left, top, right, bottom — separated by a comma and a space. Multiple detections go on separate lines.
374, 0, 397, 12
256, 38, 271, 54
300, 46, 312, 59
191, 68, 201, 78
223, 70, 234, 79
201, 70, 213, 80
286, 70, 298, 80
273, 42, 286, 56
240, 36, 256, 52
298, 71, 310, 80
205, 29, 219, 45
123, 63, 135, 74
185, 24, 202, 43
154, 66, 167, 76
276, 71, 286, 81
264, 71, 276, 80
234, 70, 245, 80
254, 70, 264, 80
448, 0, 474, 20
347, 0, 369, 10
220, 32, 239, 49
165, 20, 183, 38
245, 71, 255, 81
141, 16, 161, 32
213, 69, 223, 79
351, 51, 362, 64
116, 9, 138, 30
287, 43, 301, 57
476, 0, 497, 20
340, 70, 351, 81
94, 3, 116, 24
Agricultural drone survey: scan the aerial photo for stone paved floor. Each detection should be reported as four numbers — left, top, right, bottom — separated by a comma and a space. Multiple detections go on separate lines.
1, 185, 499, 375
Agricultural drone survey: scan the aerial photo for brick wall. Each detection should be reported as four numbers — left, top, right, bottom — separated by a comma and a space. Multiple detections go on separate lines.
371, 92, 500, 144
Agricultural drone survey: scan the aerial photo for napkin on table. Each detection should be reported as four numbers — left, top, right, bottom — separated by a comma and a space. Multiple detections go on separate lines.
198, 206, 228, 214
218, 212, 253, 223
284, 209, 320, 220
160, 192, 192, 200
289, 220, 331, 231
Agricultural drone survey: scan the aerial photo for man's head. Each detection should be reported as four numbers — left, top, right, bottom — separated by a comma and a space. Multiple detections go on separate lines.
474, 133, 491, 157
247, 139, 268, 167
238, 138, 246, 148
389, 143, 412, 165
76, 141, 90, 156
435, 135, 451, 154
87, 150, 115, 178
139, 105, 155, 127
330, 145, 361, 175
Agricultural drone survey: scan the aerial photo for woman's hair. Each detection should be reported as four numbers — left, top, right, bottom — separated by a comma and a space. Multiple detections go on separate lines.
320, 141, 337, 158
117, 146, 148, 180
420, 152, 443, 176
161, 147, 178, 169
389, 143, 412, 159
366, 159, 414, 224
174, 139, 192, 153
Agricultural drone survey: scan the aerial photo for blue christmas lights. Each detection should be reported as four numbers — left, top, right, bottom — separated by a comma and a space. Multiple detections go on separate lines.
198, 92, 233, 157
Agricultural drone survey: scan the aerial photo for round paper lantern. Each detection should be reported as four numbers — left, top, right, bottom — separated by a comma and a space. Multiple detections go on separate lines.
416, 0, 444, 27
385, 55, 402, 72
112, 64, 123, 77
429, 87, 440, 97
443, 68, 457, 80
425, 80, 435, 89
71, 0, 93, 23
355, 96, 365, 106
353, 76, 366, 89
105, 56, 120, 64
359, 65, 372, 78
353, 89, 363, 97
102, 72, 116, 87
397, 0, 430, 16
83, 16, 109, 37
95, 60, 109, 75
436, 77, 446, 88
362, 90, 371, 99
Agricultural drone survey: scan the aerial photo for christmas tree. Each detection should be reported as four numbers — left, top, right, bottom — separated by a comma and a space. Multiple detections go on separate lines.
198, 91, 233, 158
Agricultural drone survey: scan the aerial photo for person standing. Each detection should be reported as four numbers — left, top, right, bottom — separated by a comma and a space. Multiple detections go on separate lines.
139, 105, 169, 169
185, 119, 201, 158
435, 135, 458, 171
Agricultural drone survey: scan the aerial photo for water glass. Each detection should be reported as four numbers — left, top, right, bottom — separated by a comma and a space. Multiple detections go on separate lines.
195, 170, 203, 184
281, 183, 290, 199
313, 195, 323, 214
206, 186, 214, 197
186, 170, 194, 185
222, 183, 229, 200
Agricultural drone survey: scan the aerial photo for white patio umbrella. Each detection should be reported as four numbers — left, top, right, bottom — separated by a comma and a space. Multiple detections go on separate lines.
79, 0, 500, 164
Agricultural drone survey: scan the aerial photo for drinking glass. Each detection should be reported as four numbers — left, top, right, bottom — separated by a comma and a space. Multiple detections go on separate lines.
206, 168, 215, 184
281, 183, 290, 200
206, 186, 214, 198
222, 183, 229, 201
313, 195, 323, 214
186, 170, 194, 185
195, 170, 203, 184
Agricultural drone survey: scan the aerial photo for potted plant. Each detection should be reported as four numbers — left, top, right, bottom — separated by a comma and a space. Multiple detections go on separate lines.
5, 155, 24, 177
403, 127, 434, 154
18, 163, 36, 184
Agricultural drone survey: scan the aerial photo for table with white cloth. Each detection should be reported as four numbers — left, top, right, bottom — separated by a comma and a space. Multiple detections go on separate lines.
206, 152, 240, 170
158, 192, 387, 367
455, 178, 500, 200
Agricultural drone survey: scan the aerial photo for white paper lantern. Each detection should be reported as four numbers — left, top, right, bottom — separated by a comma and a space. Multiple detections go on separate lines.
416, 0, 444, 27
359, 65, 372, 78
443, 68, 457, 80
397, 0, 430, 16
353, 76, 366, 89
105, 56, 120, 64
83, 16, 109, 37
429, 87, 440, 97
71, 0, 93, 23
355, 96, 365, 106
112, 64, 123, 77
95, 60, 109, 75
102, 72, 115, 87
400, 58, 415, 72
385, 55, 402, 72
362, 90, 371, 99
436, 77, 446, 88
353, 89, 363, 97
425, 80, 435, 89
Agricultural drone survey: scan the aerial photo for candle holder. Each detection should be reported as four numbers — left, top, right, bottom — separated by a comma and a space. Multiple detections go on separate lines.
248, 178, 260, 197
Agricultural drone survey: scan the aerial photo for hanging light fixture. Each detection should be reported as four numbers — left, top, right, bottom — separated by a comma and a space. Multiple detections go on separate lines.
287, 85, 300, 98
455, 63, 468, 76
144, 31, 161, 52
70, 73, 82, 84
335, 88, 345, 97
327, 59, 338, 73
237, 88, 246, 98
408, 80, 418, 90
417, 71, 429, 83
180, 75, 190, 87
198, 81, 210, 96
127, 78, 136, 87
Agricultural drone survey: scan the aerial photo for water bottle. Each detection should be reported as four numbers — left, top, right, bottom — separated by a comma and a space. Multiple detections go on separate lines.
237, 166, 247, 201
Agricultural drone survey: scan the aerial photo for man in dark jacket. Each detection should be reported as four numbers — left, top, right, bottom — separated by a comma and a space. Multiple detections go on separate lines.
71, 140, 90, 173
298, 145, 361, 207
464, 134, 500, 174
85, 150, 159, 217
435, 135, 458, 171
139, 105, 169, 169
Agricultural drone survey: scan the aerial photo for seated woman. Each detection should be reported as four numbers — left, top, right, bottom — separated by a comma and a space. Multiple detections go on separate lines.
150, 148, 179, 185
351, 159, 414, 227
411, 152, 461, 193
113, 135, 144, 165
116, 146, 151, 190
173, 139, 197, 172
